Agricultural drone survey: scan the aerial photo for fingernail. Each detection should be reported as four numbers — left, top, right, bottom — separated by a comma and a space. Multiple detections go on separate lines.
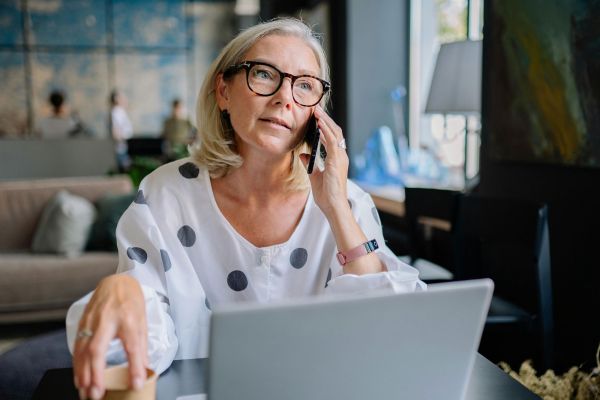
133, 377, 144, 390
78, 388, 86, 400
90, 386, 102, 400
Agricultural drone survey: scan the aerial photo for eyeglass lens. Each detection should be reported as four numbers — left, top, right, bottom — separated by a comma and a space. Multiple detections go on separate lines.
247, 63, 324, 106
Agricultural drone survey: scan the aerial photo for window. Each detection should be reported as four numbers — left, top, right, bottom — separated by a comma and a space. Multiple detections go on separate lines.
409, 0, 483, 187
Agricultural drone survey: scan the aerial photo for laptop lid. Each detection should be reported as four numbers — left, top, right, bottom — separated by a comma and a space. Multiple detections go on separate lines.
208, 279, 493, 400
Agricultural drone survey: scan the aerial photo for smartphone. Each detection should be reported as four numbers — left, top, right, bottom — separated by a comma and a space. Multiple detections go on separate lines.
304, 114, 327, 174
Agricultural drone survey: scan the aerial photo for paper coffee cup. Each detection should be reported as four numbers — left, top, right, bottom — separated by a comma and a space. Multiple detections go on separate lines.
102, 366, 157, 400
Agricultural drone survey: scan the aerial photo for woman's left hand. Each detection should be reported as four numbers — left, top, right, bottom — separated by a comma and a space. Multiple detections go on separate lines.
302, 105, 350, 218
301, 106, 384, 275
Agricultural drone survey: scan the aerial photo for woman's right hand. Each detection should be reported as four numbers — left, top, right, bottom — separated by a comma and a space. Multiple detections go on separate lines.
73, 274, 148, 400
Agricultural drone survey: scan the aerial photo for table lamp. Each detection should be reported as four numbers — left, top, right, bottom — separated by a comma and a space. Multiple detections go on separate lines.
425, 39, 482, 183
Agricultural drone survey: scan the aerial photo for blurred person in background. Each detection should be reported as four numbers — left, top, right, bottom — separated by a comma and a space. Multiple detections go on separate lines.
161, 98, 196, 158
37, 90, 76, 139
109, 89, 133, 171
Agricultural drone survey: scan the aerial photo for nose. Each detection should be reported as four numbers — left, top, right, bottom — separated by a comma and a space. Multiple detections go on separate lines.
271, 77, 294, 109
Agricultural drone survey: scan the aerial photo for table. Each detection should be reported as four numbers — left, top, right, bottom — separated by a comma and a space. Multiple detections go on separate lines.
33, 354, 539, 399
365, 185, 453, 232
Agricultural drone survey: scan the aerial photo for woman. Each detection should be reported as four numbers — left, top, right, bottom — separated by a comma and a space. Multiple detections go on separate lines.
68, 18, 425, 400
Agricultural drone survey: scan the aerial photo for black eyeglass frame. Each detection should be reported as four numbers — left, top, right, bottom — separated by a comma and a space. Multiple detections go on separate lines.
223, 60, 331, 107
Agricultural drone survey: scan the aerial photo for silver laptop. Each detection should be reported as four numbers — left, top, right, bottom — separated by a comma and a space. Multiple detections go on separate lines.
208, 279, 493, 400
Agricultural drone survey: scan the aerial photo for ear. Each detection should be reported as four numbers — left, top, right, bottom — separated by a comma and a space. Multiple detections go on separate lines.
215, 73, 230, 111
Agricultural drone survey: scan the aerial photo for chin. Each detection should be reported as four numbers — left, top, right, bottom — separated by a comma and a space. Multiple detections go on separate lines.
262, 145, 293, 157
258, 135, 296, 153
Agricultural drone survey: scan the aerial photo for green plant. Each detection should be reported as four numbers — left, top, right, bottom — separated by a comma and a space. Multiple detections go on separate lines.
127, 156, 163, 188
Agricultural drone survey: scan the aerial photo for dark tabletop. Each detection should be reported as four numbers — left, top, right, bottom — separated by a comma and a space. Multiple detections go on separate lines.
33, 353, 539, 399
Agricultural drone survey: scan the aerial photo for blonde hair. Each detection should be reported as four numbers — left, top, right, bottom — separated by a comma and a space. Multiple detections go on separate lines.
189, 17, 331, 191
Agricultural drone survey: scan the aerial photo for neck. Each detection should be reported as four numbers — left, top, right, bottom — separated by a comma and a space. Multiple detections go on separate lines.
215, 149, 303, 204
238, 153, 292, 193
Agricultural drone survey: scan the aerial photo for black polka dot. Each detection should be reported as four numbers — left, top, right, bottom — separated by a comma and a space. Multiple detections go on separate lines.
177, 225, 196, 247
348, 199, 353, 209
205, 297, 211, 310
160, 249, 171, 272
134, 189, 146, 204
290, 248, 308, 269
227, 270, 248, 292
127, 247, 147, 264
178, 162, 199, 179
325, 268, 332, 288
371, 206, 381, 226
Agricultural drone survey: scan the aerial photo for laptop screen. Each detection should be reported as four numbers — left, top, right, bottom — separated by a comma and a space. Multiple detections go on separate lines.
208, 279, 492, 400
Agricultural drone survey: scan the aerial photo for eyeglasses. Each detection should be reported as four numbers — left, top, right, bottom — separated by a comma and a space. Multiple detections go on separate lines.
224, 60, 330, 107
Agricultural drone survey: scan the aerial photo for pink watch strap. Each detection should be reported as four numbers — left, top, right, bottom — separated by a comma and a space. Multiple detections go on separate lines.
336, 239, 379, 266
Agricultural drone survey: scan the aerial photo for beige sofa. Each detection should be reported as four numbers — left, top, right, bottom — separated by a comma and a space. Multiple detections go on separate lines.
0, 176, 133, 324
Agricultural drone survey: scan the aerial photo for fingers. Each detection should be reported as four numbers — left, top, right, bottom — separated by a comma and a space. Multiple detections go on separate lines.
72, 275, 148, 399
73, 341, 92, 400
74, 318, 147, 398
74, 317, 116, 399
314, 105, 342, 139
119, 316, 148, 390
88, 321, 116, 399
314, 106, 347, 162
73, 311, 94, 399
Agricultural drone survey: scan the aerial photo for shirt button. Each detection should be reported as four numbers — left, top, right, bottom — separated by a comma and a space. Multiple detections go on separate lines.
260, 255, 268, 265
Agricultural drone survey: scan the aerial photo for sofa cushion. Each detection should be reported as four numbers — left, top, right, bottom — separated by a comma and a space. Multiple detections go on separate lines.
0, 175, 133, 251
31, 190, 96, 257
87, 192, 136, 251
0, 252, 118, 316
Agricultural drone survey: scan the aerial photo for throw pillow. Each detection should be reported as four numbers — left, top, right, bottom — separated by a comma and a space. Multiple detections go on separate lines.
86, 192, 136, 252
31, 190, 97, 257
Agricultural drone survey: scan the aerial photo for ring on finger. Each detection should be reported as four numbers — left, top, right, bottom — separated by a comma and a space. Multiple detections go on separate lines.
76, 328, 94, 340
337, 138, 347, 150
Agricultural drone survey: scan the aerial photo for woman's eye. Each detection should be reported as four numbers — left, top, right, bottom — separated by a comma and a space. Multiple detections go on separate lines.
297, 80, 314, 91
253, 69, 274, 80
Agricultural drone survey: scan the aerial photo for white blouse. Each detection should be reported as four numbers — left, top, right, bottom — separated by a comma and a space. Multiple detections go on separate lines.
66, 158, 425, 374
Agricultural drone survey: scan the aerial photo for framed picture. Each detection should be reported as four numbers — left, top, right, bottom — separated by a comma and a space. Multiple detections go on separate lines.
484, 0, 600, 168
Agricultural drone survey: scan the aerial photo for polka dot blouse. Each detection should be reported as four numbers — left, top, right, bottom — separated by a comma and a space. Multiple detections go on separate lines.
66, 158, 425, 374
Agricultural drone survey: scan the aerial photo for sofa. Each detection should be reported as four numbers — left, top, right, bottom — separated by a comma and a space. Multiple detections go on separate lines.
0, 175, 133, 324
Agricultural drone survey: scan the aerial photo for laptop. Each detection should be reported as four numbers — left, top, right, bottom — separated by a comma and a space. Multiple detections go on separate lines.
207, 279, 493, 400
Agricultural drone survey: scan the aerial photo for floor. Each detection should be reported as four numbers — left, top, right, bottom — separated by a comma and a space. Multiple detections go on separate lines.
0, 321, 65, 356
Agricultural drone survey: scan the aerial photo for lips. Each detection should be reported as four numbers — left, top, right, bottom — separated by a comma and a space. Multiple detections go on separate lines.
259, 117, 291, 130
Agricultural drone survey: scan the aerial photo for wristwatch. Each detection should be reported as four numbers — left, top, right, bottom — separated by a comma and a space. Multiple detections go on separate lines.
336, 239, 379, 266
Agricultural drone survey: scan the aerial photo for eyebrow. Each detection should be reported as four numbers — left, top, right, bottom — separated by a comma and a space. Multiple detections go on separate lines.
249, 57, 320, 77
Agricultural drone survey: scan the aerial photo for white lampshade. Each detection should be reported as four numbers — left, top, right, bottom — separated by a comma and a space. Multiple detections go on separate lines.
425, 40, 482, 115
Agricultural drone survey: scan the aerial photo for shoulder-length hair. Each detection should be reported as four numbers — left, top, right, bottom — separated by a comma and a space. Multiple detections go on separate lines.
189, 17, 331, 191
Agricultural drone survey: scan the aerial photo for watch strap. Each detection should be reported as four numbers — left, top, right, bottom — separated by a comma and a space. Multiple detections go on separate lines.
336, 239, 379, 266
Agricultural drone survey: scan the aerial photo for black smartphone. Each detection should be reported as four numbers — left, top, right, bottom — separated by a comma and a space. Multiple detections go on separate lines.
304, 114, 327, 174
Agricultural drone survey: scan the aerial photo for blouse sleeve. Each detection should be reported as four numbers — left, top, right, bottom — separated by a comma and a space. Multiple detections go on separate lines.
324, 186, 426, 295
65, 179, 179, 375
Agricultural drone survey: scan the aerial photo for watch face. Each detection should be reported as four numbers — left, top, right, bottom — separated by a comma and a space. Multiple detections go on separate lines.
369, 239, 379, 251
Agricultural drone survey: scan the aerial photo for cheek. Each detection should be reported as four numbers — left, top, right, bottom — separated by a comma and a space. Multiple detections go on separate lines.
229, 107, 261, 140
228, 112, 246, 135
296, 112, 312, 135
289, 116, 309, 147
